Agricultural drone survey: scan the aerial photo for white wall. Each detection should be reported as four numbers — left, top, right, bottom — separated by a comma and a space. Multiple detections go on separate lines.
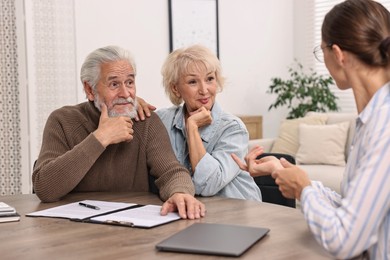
14, 0, 296, 194
74, 0, 294, 138
218, 0, 293, 137
74, 0, 170, 109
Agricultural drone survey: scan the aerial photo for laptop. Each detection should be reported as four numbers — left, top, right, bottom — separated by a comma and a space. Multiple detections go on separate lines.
156, 223, 270, 257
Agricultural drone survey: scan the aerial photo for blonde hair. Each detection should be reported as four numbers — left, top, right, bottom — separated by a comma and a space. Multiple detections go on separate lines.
161, 45, 225, 105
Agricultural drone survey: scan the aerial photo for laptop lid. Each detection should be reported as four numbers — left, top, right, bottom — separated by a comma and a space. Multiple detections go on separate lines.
156, 223, 270, 257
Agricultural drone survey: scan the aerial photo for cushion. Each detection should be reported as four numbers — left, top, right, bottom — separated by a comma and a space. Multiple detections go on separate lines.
306, 112, 357, 159
300, 164, 344, 193
270, 115, 328, 156
296, 121, 350, 166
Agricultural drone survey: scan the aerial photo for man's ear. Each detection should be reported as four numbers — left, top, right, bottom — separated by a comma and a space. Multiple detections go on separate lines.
83, 82, 95, 101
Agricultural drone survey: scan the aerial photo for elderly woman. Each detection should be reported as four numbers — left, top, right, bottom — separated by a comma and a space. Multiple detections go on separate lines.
156, 45, 261, 201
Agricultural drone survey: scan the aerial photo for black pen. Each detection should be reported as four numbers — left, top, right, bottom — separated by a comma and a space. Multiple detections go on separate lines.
106, 220, 134, 227
79, 202, 100, 210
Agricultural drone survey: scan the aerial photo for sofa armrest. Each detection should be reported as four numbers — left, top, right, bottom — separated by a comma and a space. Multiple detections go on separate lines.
248, 138, 275, 152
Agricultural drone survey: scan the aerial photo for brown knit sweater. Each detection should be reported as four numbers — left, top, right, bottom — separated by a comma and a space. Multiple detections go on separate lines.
32, 101, 195, 202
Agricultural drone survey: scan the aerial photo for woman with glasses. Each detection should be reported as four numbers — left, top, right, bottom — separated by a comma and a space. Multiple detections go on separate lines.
313, 43, 333, 63
233, 0, 390, 259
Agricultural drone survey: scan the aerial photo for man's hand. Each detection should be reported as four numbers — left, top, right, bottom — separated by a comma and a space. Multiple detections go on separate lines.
135, 97, 156, 121
231, 145, 283, 177
271, 158, 311, 200
93, 104, 134, 147
160, 193, 206, 219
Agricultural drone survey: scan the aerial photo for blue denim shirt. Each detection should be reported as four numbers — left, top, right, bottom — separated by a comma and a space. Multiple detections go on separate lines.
157, 102, 262, 201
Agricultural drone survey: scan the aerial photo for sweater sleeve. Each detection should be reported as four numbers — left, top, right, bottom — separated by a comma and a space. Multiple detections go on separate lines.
142, 113, 195, 201
32, 109, 105, 202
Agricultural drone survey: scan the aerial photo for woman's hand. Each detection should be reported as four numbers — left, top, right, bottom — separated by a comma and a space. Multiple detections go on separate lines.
271, 158, 311, 200
185, 107, 211, 172
135, 97, 156, 121
231, 145, 283, 177
186, 107, 212, 129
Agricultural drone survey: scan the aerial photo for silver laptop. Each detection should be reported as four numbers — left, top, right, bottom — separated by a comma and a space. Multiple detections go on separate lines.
156, 223, 270, 257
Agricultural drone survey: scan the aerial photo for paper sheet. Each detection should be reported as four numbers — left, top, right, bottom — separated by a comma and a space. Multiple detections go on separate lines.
90, 205, 180, 228
27, 200, 135, 220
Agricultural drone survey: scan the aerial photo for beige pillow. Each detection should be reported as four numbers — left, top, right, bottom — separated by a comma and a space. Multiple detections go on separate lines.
296, 121, 350, 166
271, 115, 328, 156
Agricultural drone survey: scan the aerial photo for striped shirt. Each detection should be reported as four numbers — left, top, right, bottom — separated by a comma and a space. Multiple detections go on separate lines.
301, 82, 390, 259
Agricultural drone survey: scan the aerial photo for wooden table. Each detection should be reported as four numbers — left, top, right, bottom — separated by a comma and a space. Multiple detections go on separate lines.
0, 192, 333, 259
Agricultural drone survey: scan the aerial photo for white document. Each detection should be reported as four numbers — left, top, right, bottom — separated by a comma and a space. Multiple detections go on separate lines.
0, 202, 16, 216
26, 200, 135, 220
90, 205, 180, 228
0, 202, 20, 222
27, 200, 180, 228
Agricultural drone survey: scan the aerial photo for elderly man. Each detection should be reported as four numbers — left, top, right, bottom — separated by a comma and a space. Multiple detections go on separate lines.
32, 46, 205, 219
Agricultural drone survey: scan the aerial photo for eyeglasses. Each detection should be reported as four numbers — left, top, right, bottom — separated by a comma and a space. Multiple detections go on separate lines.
313, 44, 333, 63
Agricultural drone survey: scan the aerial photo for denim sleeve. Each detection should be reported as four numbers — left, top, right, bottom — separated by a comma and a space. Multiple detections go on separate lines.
191, 120, 249, 196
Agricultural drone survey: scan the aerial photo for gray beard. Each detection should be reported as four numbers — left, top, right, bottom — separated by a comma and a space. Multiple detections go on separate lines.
93, 94, 138, 119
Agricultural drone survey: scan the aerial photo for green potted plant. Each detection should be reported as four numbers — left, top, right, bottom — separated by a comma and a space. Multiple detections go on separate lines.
267, 61, 339, 119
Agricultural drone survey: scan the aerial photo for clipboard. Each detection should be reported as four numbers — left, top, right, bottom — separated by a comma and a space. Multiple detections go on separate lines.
27, 200, 180, 228
86, 205, 181, 228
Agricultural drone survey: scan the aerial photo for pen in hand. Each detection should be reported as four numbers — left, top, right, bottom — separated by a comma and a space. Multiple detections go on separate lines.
79, 202, 100, 210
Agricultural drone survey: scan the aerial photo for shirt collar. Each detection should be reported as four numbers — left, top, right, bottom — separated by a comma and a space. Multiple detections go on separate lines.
359, 82, 390, 124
